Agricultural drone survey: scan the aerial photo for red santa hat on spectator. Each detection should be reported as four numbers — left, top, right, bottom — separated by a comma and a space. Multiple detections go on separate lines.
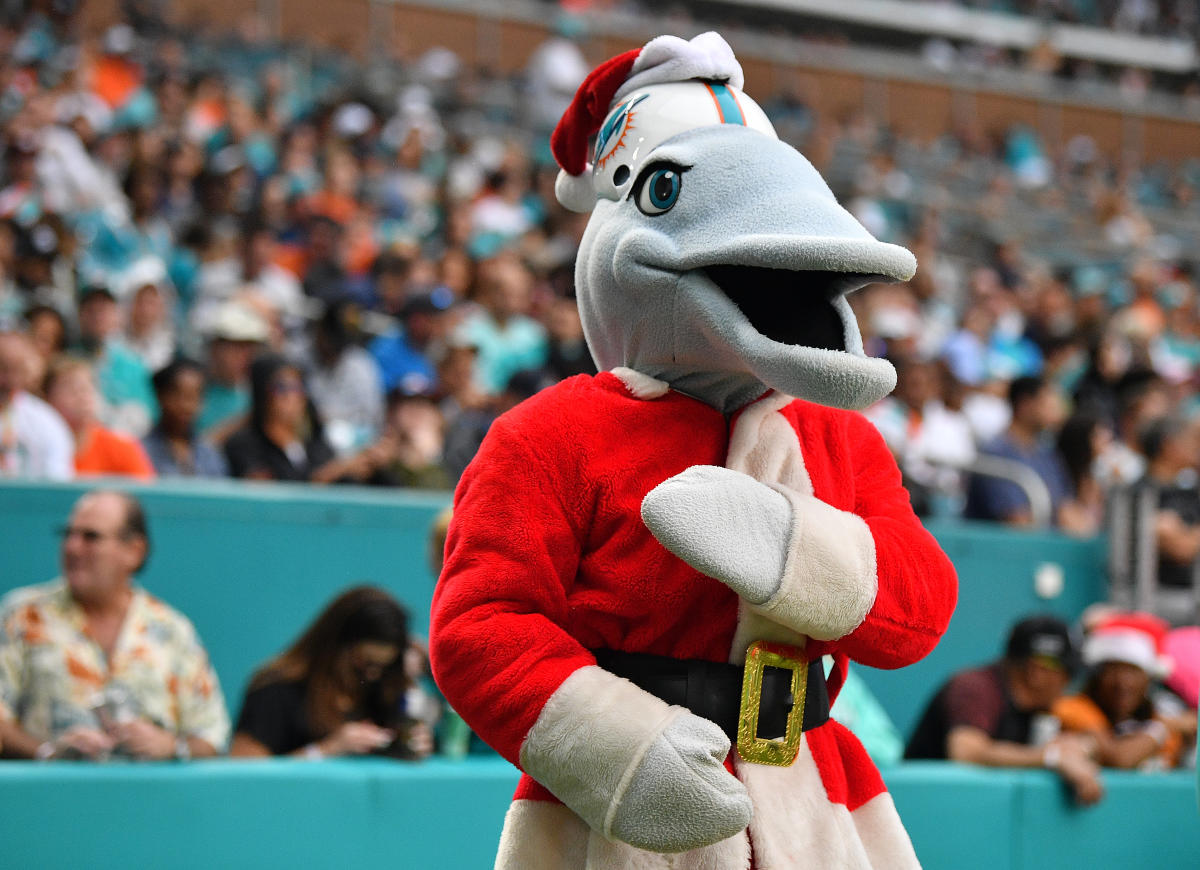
1082, 612, 1173, 679
550, 32, 776, 212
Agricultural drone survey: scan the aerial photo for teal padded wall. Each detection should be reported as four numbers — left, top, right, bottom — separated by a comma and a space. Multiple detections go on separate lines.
0, 759, 1195, 869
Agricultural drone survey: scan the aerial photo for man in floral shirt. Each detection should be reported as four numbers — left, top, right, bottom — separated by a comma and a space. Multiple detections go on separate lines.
0, 490, 229, 760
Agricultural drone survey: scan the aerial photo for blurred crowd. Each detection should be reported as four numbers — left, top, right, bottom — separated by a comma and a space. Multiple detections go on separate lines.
0, 2, 1195, 606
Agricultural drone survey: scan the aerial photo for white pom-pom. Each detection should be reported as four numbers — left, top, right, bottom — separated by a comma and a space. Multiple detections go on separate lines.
555, 167, 596, 213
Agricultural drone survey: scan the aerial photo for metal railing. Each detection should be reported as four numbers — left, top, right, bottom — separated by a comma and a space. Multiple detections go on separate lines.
1107, 483, 1200, 625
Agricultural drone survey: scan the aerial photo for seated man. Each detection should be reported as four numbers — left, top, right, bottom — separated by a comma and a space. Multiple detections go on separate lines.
0, 491, 229, 760
964, 375, 1072, 527
905, 614, 1104, 805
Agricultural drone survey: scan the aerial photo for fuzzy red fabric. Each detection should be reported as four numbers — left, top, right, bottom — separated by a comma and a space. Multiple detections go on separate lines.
808, 720, 887, 811
429, 372, 957, 802
550, 48, 640, 175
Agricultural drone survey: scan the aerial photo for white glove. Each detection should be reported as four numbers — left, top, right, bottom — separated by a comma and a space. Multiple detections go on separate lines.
609, 711, 753, 853
520, 667, 752, 854
642, 465, 790, 603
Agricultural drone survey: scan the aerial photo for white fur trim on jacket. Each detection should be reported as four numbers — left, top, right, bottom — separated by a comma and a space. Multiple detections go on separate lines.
754, 489, 878, 641
612, 367, 671, 400
724, 391, 877, 643
518, 666, 678, 842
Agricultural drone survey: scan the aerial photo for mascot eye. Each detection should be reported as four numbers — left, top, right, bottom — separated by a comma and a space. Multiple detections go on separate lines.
633, 164, 684, 216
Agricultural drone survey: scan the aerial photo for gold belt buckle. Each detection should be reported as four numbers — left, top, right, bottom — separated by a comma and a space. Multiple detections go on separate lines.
736, 640, 807, 767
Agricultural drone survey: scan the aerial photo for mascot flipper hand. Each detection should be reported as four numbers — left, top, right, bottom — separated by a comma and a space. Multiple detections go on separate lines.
430, 31, 957, 870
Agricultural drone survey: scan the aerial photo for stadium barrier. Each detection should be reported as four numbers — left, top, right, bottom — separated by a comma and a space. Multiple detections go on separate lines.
0, 758, 1194, 869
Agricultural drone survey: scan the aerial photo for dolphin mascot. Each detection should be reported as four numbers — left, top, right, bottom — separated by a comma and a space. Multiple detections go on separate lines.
430, 32, 957, 869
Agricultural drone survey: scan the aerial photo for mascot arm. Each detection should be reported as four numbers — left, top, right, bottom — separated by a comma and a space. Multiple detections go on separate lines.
806, 413, 958, 669
430, 418, 750, 853
641, 414, 956, 663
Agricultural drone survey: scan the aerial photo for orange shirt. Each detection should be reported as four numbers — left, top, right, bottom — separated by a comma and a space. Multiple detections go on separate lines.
91, 56, 142, 109
1054, 693, 1182, 768
74, 426, 156, 480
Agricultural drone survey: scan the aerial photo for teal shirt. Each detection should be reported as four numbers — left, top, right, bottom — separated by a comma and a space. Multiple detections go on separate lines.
827, 658, 904, 767
77, 340, 157, 429
198, 383, 250, 435
455, 312, 548, 394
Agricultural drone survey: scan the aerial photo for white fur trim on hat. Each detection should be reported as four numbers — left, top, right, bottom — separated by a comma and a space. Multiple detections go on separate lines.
555, 166, 597, 213
614, 32, 744, 102
1083, 629, 1172, 678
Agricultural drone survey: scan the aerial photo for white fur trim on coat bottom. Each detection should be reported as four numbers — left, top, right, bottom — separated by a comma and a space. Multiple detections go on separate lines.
496, 800, 750, 870
496, 738, 918, 869
736, 738, 918, 869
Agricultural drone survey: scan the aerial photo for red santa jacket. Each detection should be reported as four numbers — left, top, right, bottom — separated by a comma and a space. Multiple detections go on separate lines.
430, 371, 957, 802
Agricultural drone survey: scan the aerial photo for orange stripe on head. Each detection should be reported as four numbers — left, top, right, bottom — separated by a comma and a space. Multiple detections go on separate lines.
704, 83, 727, 123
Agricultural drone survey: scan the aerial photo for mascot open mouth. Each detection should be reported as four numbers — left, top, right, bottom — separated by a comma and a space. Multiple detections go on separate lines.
703, 266, 878, 352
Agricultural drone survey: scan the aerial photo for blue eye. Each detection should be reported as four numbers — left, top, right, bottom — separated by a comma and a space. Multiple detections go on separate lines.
635, 165, 682, 215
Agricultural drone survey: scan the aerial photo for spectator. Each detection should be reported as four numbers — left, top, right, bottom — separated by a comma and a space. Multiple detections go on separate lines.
301, 215, 348, 308
190, 221, 306, 355
119, 258, 177, 373
73, 283, 156, 437
45, 357, 155, 480
142, 358, 228, 478
453, 253, 547, 395
230, 586, 433, 760
865, 356, 975, 515
963, 375, 1072, 527
1094, 372, 1171, 488
23, 304, 68, 369
905, 614, 1104, 805
369, 291, 449, 396
307, 301, 385, 451
1055, 408, 1114, 537
0, 330, 73, 479
196, 301, 269, 439
223, 354, 338, 482
540, 292, 597, 382
0, 490, 229, 760
1055, 612, 1191, 770
443, 368, 549, 484
346, 391, 451, 489
1138, 415, 1200, 602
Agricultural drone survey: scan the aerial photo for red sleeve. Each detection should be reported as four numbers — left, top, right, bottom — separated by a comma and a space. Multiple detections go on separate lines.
809, 413, 958, 669
429, 409, 595, 766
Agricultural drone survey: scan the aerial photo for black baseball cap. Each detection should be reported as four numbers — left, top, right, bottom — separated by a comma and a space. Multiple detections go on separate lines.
1005, 615, 1079, 674
78, 283, 117, 304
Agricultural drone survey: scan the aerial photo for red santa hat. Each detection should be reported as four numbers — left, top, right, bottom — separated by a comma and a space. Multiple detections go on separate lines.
1082, 611, 1173, 679
550, 33, 748, 211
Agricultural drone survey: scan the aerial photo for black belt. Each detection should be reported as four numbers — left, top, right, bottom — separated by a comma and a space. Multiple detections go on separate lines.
592, 648, 830, 745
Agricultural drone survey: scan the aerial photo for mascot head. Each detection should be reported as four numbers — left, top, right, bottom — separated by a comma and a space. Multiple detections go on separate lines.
552, 33, 916, 414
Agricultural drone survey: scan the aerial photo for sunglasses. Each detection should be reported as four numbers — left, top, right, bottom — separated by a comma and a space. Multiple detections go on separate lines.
57, 525, 125, 544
